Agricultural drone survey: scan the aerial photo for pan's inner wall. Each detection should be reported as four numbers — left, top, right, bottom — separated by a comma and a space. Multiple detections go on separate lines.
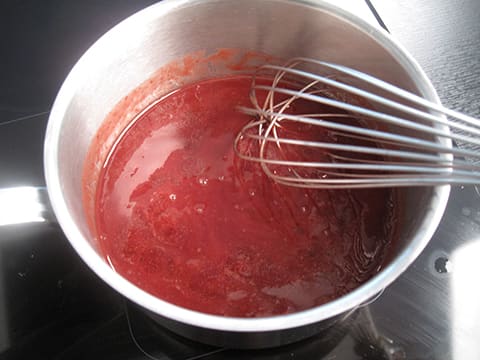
51, 0, 444, 322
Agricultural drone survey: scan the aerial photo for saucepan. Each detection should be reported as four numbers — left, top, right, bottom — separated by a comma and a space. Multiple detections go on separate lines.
43, 0, 449, 349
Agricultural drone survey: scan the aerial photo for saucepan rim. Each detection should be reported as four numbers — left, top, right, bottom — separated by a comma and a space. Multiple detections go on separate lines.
44, 0, 450, 333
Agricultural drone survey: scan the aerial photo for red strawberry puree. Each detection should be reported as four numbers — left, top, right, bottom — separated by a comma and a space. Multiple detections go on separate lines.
94, 75, 397, 317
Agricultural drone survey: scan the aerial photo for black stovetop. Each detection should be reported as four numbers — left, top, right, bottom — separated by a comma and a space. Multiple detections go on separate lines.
1, 1, 480, 359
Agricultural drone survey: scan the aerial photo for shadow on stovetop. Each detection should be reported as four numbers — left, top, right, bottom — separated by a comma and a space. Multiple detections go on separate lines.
43, 301, 406, 360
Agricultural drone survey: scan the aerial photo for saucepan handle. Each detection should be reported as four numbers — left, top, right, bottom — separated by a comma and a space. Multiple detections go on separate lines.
0, 186, 57, 226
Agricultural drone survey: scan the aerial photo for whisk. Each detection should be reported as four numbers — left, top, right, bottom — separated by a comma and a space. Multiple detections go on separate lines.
234, 57, 480, 189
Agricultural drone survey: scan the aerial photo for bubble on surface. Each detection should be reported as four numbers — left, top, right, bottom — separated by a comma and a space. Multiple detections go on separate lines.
194, 203, 206, 214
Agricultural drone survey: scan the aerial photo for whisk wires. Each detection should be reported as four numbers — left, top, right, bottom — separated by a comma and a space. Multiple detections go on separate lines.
234, 58, 480, 188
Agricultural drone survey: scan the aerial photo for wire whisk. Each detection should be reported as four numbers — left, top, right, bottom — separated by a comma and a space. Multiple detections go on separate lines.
234, 57, 480, 189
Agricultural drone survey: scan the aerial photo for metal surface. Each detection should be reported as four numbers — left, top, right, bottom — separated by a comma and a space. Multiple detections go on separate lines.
43, 0, 449, 348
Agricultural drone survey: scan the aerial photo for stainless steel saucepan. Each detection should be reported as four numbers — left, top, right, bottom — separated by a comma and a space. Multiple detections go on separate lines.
44, 0, 449, 349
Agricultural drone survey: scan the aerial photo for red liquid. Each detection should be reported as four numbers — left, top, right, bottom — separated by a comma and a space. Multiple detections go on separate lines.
95, 76, 396, 317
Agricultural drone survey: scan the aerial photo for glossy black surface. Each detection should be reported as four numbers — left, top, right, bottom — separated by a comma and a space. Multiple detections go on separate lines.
1, 1, 480, 359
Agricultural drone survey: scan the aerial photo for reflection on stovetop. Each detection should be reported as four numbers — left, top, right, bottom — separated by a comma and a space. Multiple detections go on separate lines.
55, 302, 354, 360
2, 287, 400, 360
105, 303, 405, 360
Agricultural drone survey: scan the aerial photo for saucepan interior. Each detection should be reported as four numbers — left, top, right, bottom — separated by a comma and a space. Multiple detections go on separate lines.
44, 0, 449, 348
